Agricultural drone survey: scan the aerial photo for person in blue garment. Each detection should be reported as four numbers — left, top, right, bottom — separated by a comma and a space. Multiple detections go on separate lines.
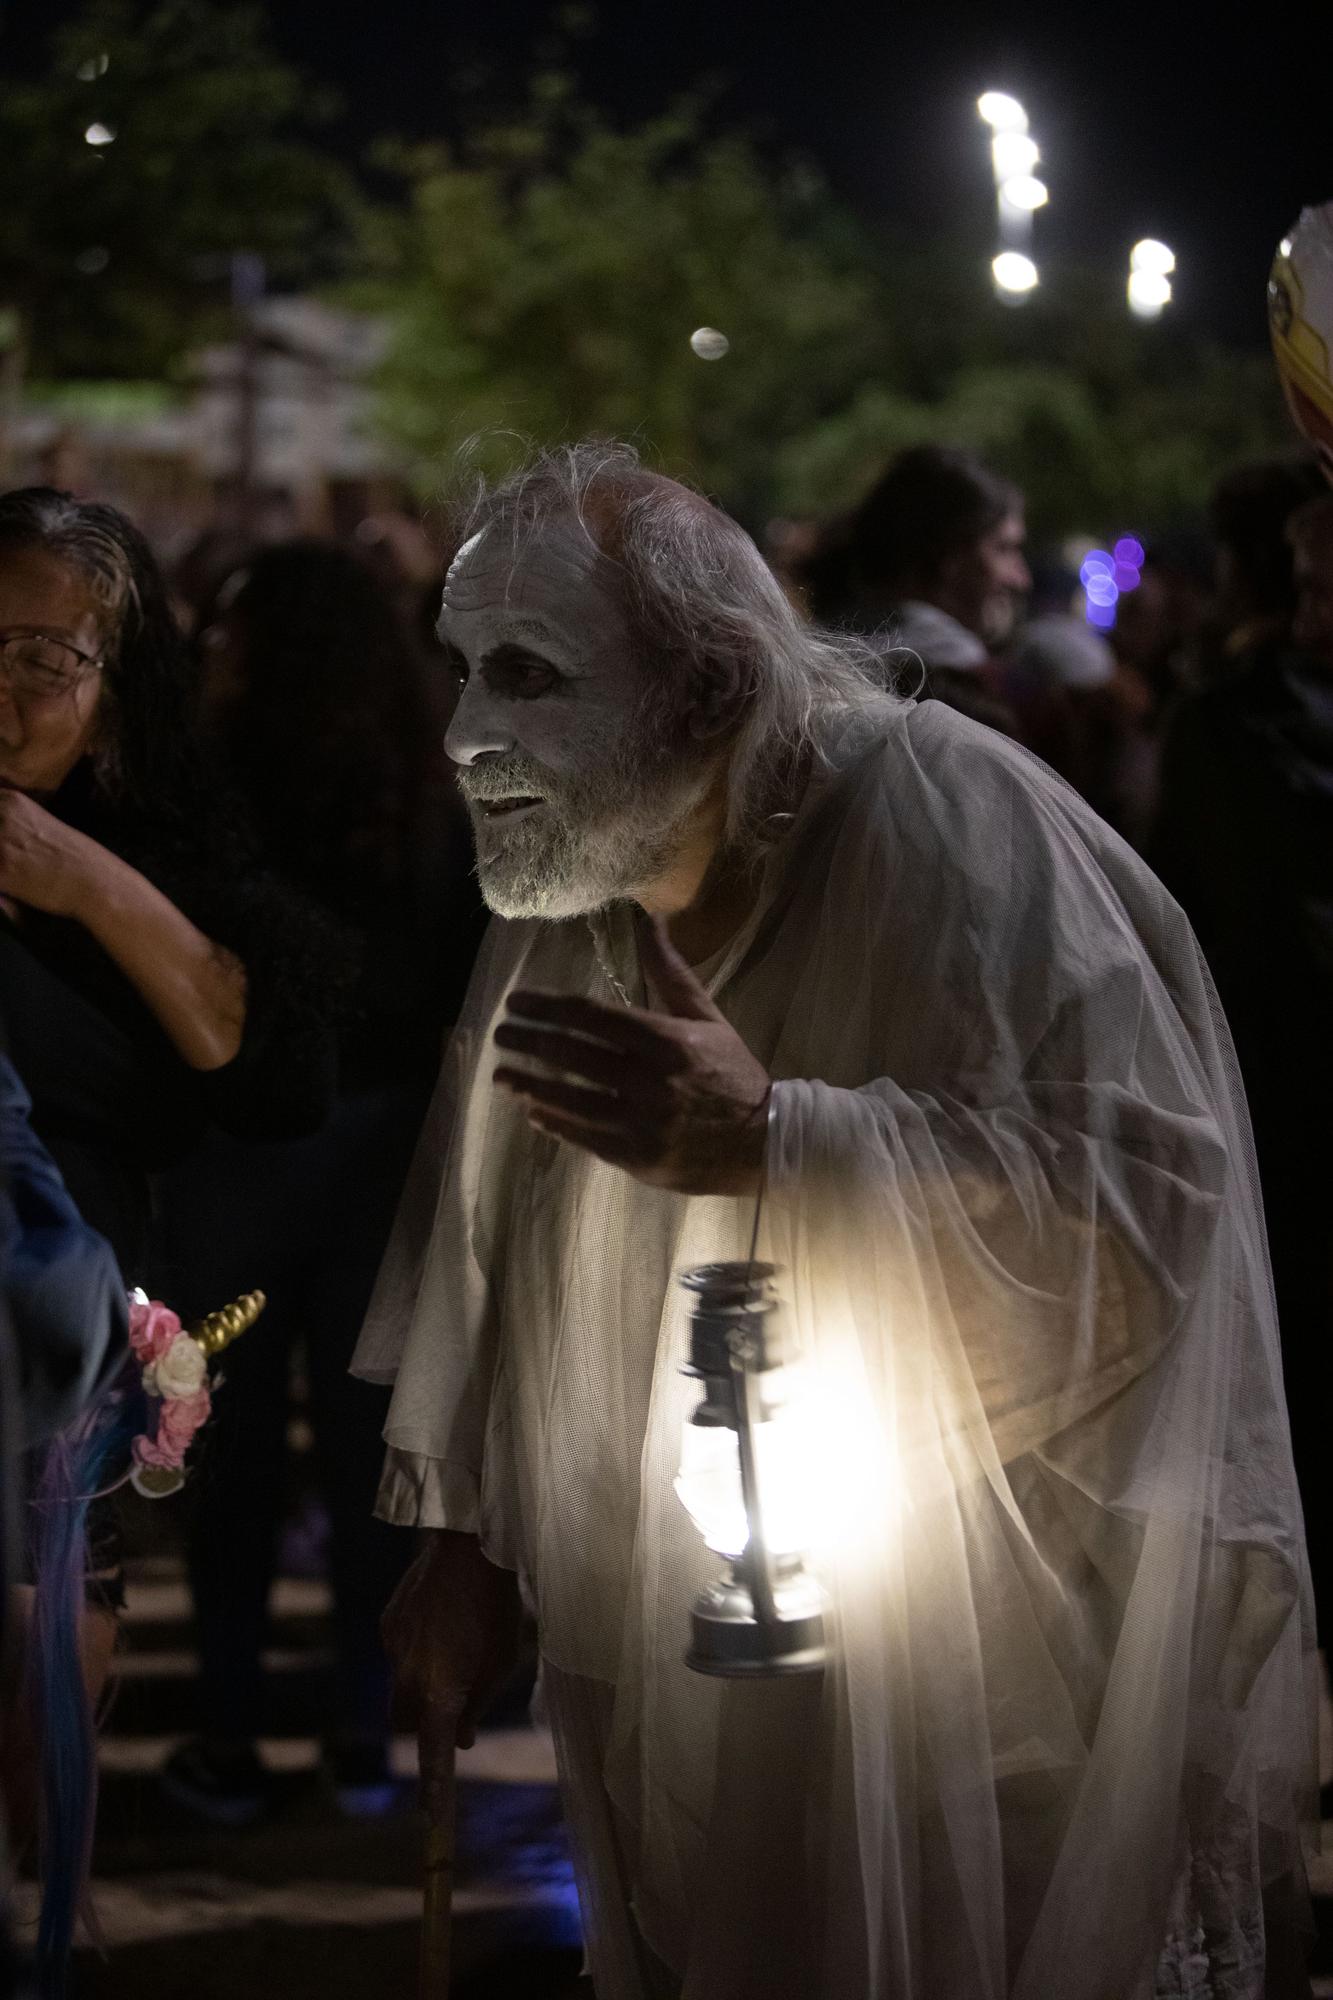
1, 1044, 125, 1998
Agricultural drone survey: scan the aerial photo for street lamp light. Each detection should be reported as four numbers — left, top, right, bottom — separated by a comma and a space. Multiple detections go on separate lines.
977, 91, 1028, 133
674, 1262, 826, 1677
993, 251, 1039, 297
1000, 175, 1049, 214
980, 90, 1046, 300
1131, 239, 1176, 276
1129, 239, 1175, 319
83, 122, 116, 147
991, 130, 1039, 181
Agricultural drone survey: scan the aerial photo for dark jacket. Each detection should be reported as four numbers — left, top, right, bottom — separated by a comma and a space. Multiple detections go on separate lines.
0, 764, 347, 1275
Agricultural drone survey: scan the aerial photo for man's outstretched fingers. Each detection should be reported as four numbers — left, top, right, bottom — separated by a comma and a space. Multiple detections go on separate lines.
496, 1066, 638, 1130
494, 1018, 656, 1088
507, 989, 669, 1051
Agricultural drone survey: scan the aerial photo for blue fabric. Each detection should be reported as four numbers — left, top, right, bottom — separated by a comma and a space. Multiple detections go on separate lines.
0, 1048, 126, 2000
0, 1053, 124, 1449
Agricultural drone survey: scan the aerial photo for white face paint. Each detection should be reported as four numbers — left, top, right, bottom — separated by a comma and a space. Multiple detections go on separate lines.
441, 514, 705, 919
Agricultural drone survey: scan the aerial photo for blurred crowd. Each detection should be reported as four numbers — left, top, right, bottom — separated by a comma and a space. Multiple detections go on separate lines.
1, 423, 1331, 1979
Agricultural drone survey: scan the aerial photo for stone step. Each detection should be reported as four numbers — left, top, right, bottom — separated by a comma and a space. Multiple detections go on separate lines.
22, 1870, 578, 1950
98, 1727, 558, 1787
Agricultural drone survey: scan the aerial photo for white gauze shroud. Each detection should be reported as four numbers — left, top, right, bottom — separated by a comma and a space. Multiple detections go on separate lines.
355, 699, 1315, 1999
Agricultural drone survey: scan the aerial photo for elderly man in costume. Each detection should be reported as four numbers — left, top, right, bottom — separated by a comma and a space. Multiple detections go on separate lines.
355, 444, 1313, 2000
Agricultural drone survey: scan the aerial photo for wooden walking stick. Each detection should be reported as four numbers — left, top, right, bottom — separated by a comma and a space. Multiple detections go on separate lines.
418, 1699, 466, 1997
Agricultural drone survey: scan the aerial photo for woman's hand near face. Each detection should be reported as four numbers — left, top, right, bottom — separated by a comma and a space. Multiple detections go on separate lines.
0, 784, 247, 1072
0, 787, 109, 921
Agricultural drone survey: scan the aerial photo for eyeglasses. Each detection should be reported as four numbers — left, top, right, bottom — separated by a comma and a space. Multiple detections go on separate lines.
0, 630, 104, 701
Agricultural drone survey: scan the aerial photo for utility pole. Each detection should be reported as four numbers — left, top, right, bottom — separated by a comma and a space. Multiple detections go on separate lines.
0, 307, 25, 486
230, 251, 266, 533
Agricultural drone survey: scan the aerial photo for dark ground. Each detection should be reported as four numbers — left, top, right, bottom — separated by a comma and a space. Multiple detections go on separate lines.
51, 1555, 587, 2000
21, 1546, 1333, 1999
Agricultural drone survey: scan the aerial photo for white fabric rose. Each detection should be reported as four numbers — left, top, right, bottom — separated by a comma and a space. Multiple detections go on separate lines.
148, 1331, 208, 1401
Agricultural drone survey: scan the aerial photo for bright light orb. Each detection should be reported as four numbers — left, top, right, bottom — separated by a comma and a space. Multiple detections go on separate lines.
83, 122, 116, 146
1128, 268, 1173, 318
978, 91, 1028, 133
1114, 536, 1145, 568
689, 326, 730, 361
992, 131, 1040, 180
1130, 238, 1176, 276
1000, 174, 1049, 212
993, 251, 1039, 295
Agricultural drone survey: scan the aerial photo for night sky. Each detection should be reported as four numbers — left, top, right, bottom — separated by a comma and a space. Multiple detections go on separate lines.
3, 0, 1330, 347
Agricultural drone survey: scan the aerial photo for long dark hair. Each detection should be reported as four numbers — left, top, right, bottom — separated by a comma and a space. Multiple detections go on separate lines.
0, 487, 203, 820
803, 445, 1022, 622
203, 539, 441, 918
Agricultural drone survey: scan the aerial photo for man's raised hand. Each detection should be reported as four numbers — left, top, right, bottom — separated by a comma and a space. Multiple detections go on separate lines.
493, 913, 771, 1195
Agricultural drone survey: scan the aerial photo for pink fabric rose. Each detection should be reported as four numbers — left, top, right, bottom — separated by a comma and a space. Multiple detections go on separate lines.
129, 1299, 182, 1367
133, 1387, 211, 1471
132, 1432, 183, 1472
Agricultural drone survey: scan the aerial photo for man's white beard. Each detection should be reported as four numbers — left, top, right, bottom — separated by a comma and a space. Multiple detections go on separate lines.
462, 748, 709, 920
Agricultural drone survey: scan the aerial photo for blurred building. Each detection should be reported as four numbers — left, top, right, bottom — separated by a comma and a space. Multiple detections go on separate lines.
0, 297, 408, 550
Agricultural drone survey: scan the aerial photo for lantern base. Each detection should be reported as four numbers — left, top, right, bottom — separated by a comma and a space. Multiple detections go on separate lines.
685, 1567, 826, 1678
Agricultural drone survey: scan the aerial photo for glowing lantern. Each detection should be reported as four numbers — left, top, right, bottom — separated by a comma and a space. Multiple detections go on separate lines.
674, 1262, 826, 1677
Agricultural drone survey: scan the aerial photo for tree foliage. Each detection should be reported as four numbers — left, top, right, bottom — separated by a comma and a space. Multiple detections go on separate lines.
359, 84, 1293, 538
0, 0, 351, 377
1, 15, 1295, 540
355, 85, 886, 519
776, 348, 1291, 540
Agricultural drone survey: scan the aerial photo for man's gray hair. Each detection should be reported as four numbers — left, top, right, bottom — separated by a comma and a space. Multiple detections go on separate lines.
453, 441, 902, 854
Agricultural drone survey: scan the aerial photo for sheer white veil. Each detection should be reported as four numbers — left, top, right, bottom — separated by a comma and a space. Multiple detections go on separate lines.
355, 443, 1313, 1994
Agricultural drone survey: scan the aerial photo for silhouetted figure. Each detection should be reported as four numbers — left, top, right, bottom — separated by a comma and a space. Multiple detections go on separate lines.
803, 443, 1029, 736
1290, 489, 1333, 669
159, 540, 483, 1824
1152, 468, 1333, 1642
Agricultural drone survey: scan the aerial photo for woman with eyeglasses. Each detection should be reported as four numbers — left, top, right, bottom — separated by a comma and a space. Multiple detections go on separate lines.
0, 487, 345, 1276
0, 491, 345, 1939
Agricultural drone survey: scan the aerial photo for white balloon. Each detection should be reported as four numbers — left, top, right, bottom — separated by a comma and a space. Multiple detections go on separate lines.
690, 327, 730, 360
